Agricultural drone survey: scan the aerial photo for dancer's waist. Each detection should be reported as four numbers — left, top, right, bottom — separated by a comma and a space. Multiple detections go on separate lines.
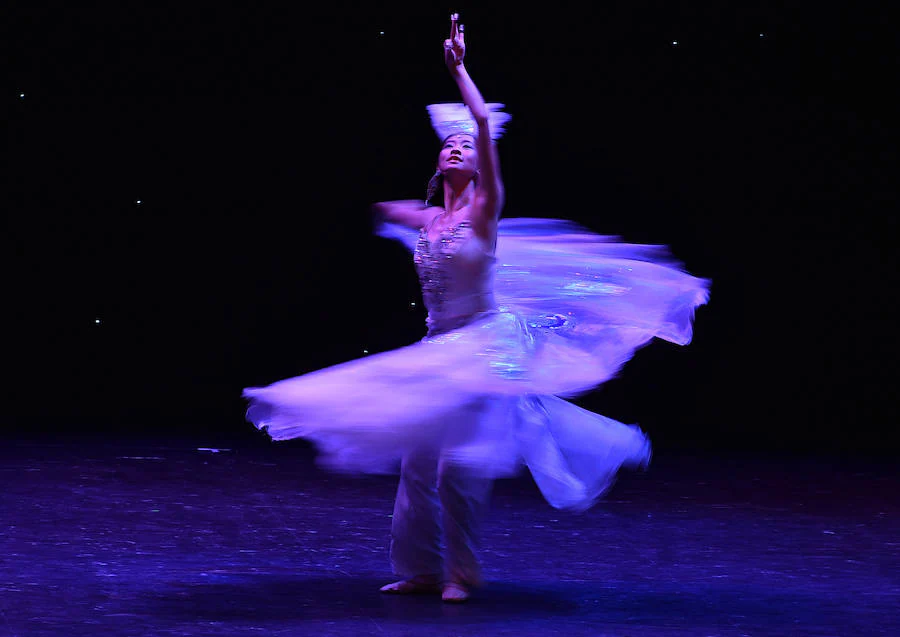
425, 293, 498, 336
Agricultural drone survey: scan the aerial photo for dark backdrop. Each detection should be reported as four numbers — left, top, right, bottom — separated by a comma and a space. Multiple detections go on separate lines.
6, 3, 896, 455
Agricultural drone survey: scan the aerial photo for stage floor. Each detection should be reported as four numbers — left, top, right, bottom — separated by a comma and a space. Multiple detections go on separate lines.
1, 436, 897, 636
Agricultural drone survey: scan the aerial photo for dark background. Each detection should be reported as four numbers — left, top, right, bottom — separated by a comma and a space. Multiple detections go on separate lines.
6, 3, 897, 455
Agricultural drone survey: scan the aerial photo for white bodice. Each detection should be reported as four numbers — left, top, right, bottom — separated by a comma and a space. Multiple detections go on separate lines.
414, 220, 497, 335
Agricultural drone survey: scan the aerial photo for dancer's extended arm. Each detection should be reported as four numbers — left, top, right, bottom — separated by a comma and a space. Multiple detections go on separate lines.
371, 199, 438, 230
444, 13, 504, 223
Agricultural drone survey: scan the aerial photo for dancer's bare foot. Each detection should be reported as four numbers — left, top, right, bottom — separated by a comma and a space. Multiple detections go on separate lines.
379, 574, 442, 595
441, 581, 470, 603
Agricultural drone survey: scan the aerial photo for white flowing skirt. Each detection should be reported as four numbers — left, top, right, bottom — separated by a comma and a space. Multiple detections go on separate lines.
243, 218, 710, 511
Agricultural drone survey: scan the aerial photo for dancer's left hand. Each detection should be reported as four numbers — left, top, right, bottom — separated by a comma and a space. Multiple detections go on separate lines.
444, 13, 465, 71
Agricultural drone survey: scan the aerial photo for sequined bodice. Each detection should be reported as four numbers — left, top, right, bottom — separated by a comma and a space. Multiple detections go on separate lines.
414, 220, 497, 335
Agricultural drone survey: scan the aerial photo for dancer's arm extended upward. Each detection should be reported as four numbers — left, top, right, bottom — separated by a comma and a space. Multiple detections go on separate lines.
372, 14, 504, 233
444, 13, 504, 228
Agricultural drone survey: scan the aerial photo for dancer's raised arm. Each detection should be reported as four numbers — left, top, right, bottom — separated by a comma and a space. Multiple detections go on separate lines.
444, 13, 505, 222
371, 13, 505, 235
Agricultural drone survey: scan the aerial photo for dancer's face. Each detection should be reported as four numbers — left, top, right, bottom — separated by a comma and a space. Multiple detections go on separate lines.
437, 134, 479, 176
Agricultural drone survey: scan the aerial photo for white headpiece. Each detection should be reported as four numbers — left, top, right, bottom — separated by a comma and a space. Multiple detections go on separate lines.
426, 102, 512, 142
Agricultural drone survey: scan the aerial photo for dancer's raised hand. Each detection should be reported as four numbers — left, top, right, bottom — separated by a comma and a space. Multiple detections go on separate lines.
444, 13, 465, 71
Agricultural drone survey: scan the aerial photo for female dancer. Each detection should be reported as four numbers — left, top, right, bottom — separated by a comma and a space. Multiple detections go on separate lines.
244, 14, 710, 603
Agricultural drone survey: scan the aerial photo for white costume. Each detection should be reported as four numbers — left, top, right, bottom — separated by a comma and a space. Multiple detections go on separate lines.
243, 105, 709, 583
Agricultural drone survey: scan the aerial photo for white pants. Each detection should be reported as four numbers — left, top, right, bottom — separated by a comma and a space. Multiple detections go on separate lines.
389, 447, 494, 585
